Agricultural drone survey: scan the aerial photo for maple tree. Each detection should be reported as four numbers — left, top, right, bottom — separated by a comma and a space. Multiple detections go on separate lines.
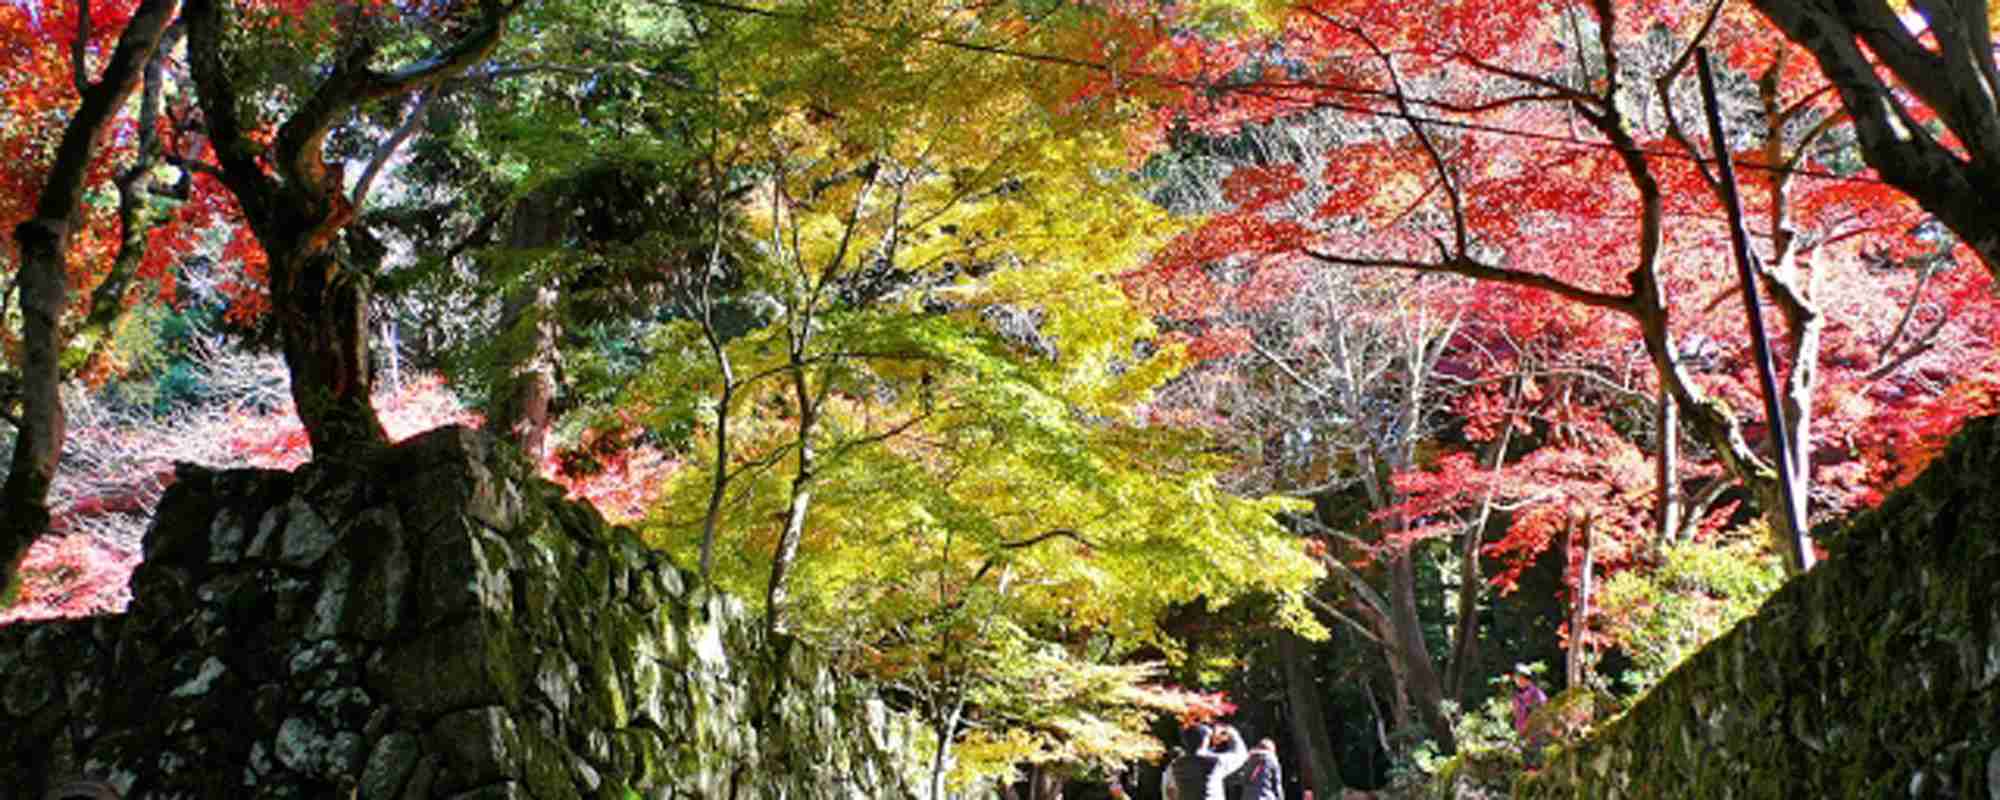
580, 0, 1329, 786
4, 0, 528, 598
1139, 225, 1478, 756
1122, 0, 2000, 771
3, 0, 178, 603
2, 300, 473, 625
1143, 0, 2000, 553
179, 0, 521, 458
368, 0, 724, 464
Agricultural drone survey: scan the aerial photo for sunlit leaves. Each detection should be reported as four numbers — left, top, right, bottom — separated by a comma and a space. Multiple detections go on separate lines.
1596, 531, 1783, 693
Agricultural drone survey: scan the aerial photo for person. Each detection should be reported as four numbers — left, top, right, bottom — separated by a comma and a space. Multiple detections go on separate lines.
1162, 744, 1187, 800
1511, 664, 1546, 737
1165, 722, 1249, 800
1108, 766, 1132, 800
1511, 664, 1547, 763
1236, 738, 1282, 800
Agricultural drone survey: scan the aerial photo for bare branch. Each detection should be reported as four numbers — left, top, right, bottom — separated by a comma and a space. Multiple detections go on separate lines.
1454, 53, 1598, 104
1304, 249, 1634, 313
351, 89, 438, 207
70, 0, 92, 94
1336, 18, 1473, 255
1305, 593, 1391, 649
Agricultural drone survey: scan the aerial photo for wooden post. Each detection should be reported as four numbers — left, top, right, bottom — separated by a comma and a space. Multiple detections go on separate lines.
1694, 48, 1815, 572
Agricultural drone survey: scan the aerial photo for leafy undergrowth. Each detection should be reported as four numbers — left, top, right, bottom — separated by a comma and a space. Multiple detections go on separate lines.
1396, 687, 1613, 800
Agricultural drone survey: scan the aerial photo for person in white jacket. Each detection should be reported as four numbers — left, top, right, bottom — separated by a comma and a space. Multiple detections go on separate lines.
1163, 723, 1249, 800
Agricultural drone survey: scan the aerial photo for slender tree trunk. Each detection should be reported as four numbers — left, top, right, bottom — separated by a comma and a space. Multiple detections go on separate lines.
1445, 522, 1484, 701
1027, 765, 1062, 800
1768, 327, 1818, 567
1360, 676, 1395, 761
1445, 397, 1515, 699
697, 350, 734, 580
929, 699, 964, 800
767, 464, 814, 634
766, 344, 819, 635
76, 25, 181, 367
1387, 548, 1456, 752
1655, 390, 1682, 547
696, 188, 737, 581
1565, 518, 1596, 690
1280, 631, 1346, 800
2, 0, 177, 601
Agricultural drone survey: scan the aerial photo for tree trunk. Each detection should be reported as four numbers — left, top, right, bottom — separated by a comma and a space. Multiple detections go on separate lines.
1445, 401, 1514, 700
3, 220, 70, 601
490, 191, 562, 460
1387, 549, 1456, 752
766, 465, 814, 635
1655, 391, 1682, 547
1280, 631, 1346, 800
273, 245, 389, 459
1, 0, 177, 601
76, 24, 180, 368
1565, 518, 1596, 690
1445, 522, 1484, 701
1372, 611, 1412, 740
766, 346, 819, 635
929, 699, 964, 800
1027, 765, 1063, 800
184, 0, 515, 461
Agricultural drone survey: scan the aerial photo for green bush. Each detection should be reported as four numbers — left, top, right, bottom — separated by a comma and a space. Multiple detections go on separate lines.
1595, 529, 1783, 697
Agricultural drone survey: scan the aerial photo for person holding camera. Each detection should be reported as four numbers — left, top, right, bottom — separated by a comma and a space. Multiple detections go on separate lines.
1162, 723, 1249, 800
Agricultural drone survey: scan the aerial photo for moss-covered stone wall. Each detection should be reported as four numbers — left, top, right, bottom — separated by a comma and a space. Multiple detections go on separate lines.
1515, 416, 2000, 799
0, 426, 927, 798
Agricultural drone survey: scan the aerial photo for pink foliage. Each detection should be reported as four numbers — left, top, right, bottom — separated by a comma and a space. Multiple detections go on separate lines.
543, 442, 677, 525
0, 534, 138, 625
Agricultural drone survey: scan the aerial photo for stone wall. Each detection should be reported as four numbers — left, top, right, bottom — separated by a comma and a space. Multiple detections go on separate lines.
1516, 417, 2000, 799
0, 426, 927, 799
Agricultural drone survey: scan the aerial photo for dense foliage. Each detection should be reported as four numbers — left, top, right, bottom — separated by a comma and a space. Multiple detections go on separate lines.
6, 0, 2000, 794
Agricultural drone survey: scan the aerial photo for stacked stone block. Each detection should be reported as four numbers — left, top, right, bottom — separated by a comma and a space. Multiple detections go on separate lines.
0, 426, 926, 799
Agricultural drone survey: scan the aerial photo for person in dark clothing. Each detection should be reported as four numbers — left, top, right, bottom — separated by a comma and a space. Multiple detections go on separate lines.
1164, 723, 1249, 800
1236, 738, 1282, 800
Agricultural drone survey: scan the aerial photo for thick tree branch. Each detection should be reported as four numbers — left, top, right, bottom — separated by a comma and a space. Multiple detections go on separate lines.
79, 23, 185, 360
275, 9, 511, 204
1751, 0, 2000, 275
184, 0, 278, 226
